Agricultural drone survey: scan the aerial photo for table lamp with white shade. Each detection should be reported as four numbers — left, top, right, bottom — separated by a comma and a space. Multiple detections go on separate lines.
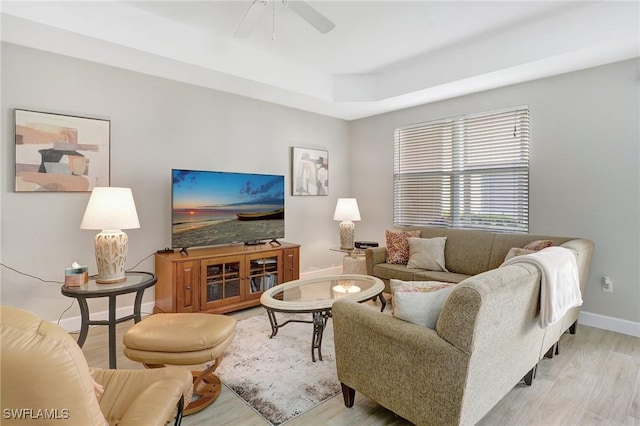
333, 198, 361, 250
80, 187, 140, 283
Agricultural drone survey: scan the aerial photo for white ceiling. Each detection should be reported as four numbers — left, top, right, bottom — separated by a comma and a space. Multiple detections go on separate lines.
1, 1, 639, 120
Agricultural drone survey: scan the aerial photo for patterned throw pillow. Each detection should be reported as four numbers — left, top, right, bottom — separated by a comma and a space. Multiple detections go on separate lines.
524, 240, 554, 251
386, 230, 421, 264
502, 247, 535, 264
501, 239, 554, 265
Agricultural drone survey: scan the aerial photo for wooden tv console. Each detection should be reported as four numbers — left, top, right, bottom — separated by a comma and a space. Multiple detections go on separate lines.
154, 242, 300, 314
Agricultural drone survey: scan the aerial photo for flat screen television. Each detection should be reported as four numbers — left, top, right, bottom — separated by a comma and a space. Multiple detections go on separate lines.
171, 169, 285, 249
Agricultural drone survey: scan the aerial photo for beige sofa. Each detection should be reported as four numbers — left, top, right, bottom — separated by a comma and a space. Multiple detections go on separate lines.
367, 226, 593, 339
333, 227, 593, 425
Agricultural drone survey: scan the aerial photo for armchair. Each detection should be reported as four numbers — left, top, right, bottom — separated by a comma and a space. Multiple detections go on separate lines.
1, 306, 193, 426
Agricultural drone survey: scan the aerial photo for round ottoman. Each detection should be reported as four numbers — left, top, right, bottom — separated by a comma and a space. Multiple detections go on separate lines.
123, 313, 236, 415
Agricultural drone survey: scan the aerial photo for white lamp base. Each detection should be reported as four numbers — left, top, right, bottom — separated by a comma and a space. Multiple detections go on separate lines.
94, 230, 128, 283
338, 220, 355, 250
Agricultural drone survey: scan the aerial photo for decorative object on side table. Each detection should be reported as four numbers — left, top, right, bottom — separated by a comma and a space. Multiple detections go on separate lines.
80, 187, 140, 283
333, 198, 360, 249
355, 241, 378, 249
14, 109, 110, 192
64, 262, 89, 287
291, 146, 328, 196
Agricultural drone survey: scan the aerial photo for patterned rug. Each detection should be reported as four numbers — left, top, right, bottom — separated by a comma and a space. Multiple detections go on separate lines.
215, 311, 341, 425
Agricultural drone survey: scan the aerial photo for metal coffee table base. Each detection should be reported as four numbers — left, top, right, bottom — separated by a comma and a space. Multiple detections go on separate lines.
265, 308, 332, 362
264, 293, 386, 362
260, 275, 386, 362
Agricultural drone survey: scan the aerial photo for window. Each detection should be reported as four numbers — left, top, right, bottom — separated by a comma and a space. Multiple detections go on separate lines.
393, 106, 530, 233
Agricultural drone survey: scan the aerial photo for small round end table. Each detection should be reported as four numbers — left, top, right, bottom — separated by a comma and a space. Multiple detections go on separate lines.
61, 271, 157, 369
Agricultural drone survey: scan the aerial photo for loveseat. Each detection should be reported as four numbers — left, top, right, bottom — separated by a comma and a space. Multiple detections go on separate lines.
333, 227, 593, 425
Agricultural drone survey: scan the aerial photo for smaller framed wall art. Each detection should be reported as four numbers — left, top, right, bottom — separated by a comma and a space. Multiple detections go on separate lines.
291, 146, 328, 196
14, 109, 110, 192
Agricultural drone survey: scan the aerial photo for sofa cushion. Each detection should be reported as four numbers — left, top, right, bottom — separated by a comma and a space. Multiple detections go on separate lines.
390, 279, 456, 328
412, 270, 470, 283
372, 263, 417, 282
385, 229, 421, 264
407, 237, 448, 272
438, 228, 496, 275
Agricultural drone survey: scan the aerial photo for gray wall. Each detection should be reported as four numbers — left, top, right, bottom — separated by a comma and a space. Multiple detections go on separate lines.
0, 43, 349, 322
350, 58, 640, 325
2, 43, 638, 329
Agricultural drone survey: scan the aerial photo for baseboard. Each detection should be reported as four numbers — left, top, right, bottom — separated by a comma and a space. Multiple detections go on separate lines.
58, 301, 156, 333
300, 265, 342, 279
579, 311, 640, 337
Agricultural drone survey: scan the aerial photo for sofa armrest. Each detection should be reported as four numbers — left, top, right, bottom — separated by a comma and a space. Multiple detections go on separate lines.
333, 300, 469, 425
559, 238, 594, 295
92, 367, 192, 426
365, 247, 387, 275
117, 380, 185, 426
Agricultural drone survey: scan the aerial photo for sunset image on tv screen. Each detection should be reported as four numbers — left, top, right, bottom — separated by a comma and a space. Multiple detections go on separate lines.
171, 169, 285, 248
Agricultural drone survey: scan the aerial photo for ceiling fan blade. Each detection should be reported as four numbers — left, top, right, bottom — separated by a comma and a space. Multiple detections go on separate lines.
283, 0, 335, 34
235, 0, 269, 38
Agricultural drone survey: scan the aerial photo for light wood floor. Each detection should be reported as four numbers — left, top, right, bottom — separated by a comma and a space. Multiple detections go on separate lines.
79, 308, 640, 426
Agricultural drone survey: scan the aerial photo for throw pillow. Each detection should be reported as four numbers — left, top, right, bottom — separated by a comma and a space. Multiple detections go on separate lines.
390, 279, 456, 328
385, 229, 421, 264
406, 237, 448, 272
502, 247, 535, 263
524, 239, 554, 251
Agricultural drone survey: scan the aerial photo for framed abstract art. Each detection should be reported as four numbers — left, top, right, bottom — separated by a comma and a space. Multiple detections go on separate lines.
291, 146, 328, 196
14, 109, 110, 192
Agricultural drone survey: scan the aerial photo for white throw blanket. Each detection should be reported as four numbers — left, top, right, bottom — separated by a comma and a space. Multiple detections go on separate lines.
501, 246, 582, 328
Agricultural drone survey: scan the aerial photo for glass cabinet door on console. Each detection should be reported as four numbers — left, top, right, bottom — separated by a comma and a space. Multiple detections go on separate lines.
200, 256, 243, 310
246, 251, 282, 300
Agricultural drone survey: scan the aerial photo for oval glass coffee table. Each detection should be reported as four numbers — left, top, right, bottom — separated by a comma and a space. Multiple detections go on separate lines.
260, 274, 385, 362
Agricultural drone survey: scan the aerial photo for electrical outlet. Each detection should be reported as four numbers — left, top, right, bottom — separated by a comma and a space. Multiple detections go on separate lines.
601, 276, 613, 293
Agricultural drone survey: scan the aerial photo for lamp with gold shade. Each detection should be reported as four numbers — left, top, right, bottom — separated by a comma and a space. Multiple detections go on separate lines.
80, 187, 140, 283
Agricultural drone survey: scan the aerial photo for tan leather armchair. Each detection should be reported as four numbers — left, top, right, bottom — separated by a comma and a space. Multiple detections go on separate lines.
1, 306, 193, 426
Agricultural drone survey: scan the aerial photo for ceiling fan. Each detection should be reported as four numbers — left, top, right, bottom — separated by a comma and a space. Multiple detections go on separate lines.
235, 0, 335, 38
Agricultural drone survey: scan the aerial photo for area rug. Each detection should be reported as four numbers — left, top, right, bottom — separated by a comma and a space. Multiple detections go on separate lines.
215, 311, 341, 425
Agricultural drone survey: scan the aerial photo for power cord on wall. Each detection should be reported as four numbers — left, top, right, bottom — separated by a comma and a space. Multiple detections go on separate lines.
124, 251, 155, 319
1, 251, 155, 325
57, 299, 76, 327
125, 252, 154, 272
0, 262, 64, 284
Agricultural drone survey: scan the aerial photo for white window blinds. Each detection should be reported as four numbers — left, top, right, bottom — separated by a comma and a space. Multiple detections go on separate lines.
393, 106, 530, 233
